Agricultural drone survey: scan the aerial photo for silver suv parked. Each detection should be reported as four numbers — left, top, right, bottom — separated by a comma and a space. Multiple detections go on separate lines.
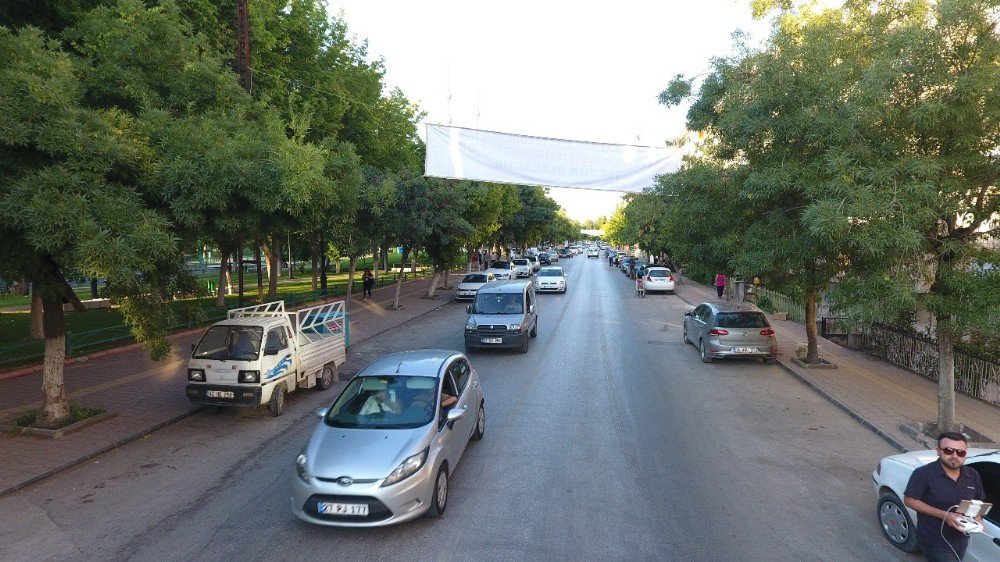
683, 302, 777, 364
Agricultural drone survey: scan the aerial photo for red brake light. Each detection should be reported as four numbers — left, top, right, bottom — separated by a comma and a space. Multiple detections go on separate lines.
668, 274, 674, 281
708, 329, 728, 336
646, 276, 652, 281
760, 329, 775, 336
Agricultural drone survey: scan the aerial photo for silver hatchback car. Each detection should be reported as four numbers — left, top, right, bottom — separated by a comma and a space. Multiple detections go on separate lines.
291, 349, 485, 526
683, 302, 778, 364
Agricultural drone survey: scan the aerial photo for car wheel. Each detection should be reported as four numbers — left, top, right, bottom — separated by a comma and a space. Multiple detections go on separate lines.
530, 319, 537, 338
427, 464, 449, 518
472, 402, 485, 441
315, 363, 336, 391
699, 340, 713, 363
877, 491, 919, 552
682, 323, 690, 345
268, 385, 285, 416
519, 336, 529, 354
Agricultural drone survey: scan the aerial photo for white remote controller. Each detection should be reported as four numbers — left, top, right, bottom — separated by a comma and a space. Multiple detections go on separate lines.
956, 515, 985, 534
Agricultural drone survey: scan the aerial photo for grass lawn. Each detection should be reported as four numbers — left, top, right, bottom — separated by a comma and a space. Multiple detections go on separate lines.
0, 259, 431, 369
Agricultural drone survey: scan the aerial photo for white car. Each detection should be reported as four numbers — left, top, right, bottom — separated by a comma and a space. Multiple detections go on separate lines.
485, 260, 515, 280
456, 272, 494, 300
511, 258, 532, 278
586, 248, 599, 258
534, 267, 567, 293
872, 448, 1000, 558
642, 267, 676, 293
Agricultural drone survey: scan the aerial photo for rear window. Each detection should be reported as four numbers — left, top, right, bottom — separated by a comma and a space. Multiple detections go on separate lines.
715, 312, 770, 329
648, 270, 670, 278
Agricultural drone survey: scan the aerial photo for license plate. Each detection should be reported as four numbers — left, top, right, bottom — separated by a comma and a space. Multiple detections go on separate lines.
318, 502, 369, 516
481, 337, 503, 344
733, 347, 758, 353
206, 390, 235, 399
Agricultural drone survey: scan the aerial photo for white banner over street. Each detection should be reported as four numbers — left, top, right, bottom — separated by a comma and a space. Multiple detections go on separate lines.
424, 124, 682, 193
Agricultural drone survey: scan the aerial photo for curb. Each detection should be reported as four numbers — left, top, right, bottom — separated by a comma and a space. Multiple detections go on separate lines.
0, 405, 206, 498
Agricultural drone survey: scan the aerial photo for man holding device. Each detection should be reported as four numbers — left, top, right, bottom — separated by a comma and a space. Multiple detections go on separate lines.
904, 432, 987, 561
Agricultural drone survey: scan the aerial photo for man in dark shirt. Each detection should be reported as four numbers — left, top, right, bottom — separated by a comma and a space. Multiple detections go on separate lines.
904, 432, 986, 561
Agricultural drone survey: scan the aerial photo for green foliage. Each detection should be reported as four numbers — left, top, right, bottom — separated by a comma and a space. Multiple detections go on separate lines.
15, 403, 106, 430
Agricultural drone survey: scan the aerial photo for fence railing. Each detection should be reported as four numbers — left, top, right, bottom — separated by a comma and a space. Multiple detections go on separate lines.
0, 267, 428, 368
860, 324, 1000, 408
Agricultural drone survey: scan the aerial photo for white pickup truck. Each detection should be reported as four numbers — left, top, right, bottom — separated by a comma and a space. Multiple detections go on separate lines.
185, 300, 346, 416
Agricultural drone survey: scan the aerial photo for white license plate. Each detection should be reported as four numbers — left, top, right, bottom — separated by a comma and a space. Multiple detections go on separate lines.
318, 502, 369, 516
206, 390, 235, 399
733, 347, 758, 354
481, 337, 503, 344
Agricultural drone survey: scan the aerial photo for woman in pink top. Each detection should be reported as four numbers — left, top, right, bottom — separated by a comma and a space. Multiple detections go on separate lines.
714, 272, 726, 298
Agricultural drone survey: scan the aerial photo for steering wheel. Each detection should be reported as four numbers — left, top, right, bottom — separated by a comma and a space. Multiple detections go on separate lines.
410, 398, 434, 412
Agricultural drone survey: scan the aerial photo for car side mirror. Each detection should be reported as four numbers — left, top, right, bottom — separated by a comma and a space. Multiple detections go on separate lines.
684, 311, 692, 317
529, 304, 535, 314
446, 407, 465, 429
264, 346, 280, 356
314, 407, 329, 418
467, 305, 472, 314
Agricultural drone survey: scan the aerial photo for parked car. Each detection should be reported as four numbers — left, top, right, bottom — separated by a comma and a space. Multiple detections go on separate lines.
534, 266, 567, 293
511, 258, 532, 278
291, 349, 485, 527
642, 267, 676, 293
485, 260, 515, 280
632, 260, 649, 279
872, 448, 1000, 558
464, 279, 538, 353
682, 302, 778, 364
456, 272, 495, 300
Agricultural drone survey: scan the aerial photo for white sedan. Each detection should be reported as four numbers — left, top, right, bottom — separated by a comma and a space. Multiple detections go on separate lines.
485, 260, 515, 280
534, 267, 567, 293
456, 272, 494, 300
642, 267, 676, 293
872, 448, 1000, 558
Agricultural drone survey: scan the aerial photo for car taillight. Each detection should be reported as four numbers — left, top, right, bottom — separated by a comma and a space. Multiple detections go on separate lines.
669, 274, 675, 281
646, 276, 652, 281
760, 329, 775, 336
708, 329, 728, 336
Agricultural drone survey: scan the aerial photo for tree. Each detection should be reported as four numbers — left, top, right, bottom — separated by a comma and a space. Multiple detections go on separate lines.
0, 26, 180, 425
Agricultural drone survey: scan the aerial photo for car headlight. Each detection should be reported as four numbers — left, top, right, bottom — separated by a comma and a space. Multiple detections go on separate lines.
465, 319, 477, 333
239, 370, 260, 383
381, 448, 428, 487
295, 452, 309, 482
187, 369, 205, 382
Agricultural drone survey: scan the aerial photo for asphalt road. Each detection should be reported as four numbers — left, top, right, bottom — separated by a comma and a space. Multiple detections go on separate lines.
1, 255, 908, 561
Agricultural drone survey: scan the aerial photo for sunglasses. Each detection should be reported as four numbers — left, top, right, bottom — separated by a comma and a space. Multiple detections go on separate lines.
939, 446, 967, 457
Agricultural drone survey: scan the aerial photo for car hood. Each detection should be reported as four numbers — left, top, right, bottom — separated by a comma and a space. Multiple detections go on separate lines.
468, 313, 524, 327
882, 448, 999, 469
307, 424, 431, 480
457, 282, 485, 290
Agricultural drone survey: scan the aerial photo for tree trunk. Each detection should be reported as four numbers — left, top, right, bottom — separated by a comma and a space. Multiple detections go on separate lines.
426, 271, 439, 299
216, 255, 229, 307
346, 256, 358, 302
390, 247, 408, 309
40, 289, 69, 426
255, 239, 264, 303
310, 232, 319, 293
14, 277, 29, 296
263, 240, 278, 298
804, 290, 820, 363
936, 315, 958, 433
90, 278, 99, 298
319, 232, 328, 296
225, 261, 233, 296
29, 289, 44, 339
372, 246, 381, 280
442, 268, 451, 289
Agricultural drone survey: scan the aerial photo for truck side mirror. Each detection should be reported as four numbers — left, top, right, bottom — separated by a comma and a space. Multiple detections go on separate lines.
466, 305, 472, 314
264, 346, 280, 356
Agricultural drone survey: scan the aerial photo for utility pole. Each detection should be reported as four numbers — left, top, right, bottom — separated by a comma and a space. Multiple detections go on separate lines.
236, 0, 252, 307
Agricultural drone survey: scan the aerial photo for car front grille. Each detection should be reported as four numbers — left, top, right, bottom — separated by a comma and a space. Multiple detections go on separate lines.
475, 326, 507, 336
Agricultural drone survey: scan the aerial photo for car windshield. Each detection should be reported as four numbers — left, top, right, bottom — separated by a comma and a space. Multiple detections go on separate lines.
462, 274, 488, 283
512, 259, 528, 266
648, 270, 670, 278
538, 269, 563, 277
472, 292, 523, 314
193, 325, 263, 360
490, 261, 510, 269
325, 376, 437, 429
716, 312, 770, 329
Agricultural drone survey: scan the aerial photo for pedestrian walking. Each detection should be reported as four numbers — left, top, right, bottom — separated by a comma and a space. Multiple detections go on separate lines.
362, 268, 375, 300
714, 272, 727, 299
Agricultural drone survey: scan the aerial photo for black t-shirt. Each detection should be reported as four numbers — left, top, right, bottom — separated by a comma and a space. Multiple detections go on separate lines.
903, 460, 985, 552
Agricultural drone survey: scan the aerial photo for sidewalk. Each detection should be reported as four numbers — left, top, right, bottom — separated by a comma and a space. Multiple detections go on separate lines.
0, 276, 455, 496
672, 279, 1000, 452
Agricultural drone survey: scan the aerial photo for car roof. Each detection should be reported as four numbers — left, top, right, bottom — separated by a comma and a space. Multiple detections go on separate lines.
647, 266, 671, 271
700, 301, 766, 313
477, 279, 532, 293
357, 349, 458, 378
